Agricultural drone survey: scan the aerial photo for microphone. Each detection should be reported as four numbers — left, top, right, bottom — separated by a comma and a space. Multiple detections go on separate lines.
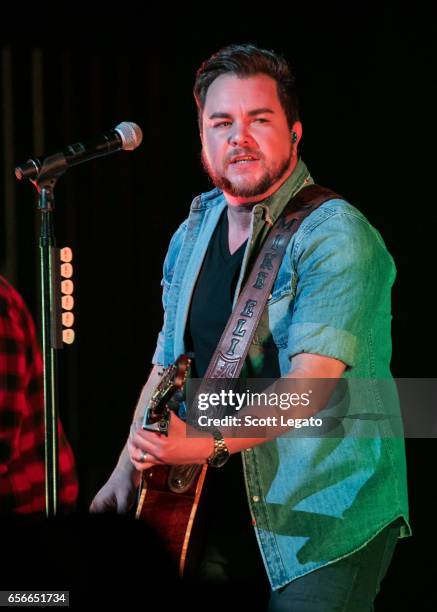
15, 121, 143, 181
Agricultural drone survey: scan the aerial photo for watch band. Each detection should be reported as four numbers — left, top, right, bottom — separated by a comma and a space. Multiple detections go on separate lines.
207, 428, 230, 468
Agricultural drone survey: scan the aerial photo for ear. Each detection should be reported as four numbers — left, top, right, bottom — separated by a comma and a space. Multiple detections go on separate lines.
291, 121, 303, 147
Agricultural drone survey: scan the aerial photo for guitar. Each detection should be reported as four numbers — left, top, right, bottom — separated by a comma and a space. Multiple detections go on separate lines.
135, 354, 208, 576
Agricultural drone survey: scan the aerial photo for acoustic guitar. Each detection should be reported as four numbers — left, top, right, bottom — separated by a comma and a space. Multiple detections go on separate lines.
135, 354, 208, 576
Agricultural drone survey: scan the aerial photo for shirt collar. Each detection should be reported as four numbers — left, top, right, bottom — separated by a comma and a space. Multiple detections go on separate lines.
252, 158, 314, 226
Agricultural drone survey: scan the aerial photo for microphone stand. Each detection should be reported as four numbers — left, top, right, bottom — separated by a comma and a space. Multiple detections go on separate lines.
29, 156, 67, 517
15, 124, 141, 517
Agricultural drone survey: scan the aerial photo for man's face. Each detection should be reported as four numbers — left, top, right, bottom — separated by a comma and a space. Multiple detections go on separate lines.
201, 73, 300, 204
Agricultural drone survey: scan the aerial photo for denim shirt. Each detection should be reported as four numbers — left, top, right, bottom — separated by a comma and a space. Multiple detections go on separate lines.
152, 159, 411, 590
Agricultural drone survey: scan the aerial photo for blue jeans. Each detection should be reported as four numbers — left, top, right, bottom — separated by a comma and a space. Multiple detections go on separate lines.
191, 518, 401, 611
268, 519, 400, 611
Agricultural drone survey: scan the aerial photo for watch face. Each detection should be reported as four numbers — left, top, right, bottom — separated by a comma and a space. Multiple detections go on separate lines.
209, 450, 230, 468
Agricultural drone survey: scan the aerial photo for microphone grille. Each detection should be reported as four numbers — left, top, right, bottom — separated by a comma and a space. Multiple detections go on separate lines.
114, 121, 143, 151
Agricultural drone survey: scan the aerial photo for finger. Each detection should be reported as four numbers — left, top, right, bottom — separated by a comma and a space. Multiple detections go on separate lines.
127, 439, 164, 469
131, 450, 165, 471
130, 419, 143, 439
131, 431, 161, 455
134, 427, 163, 442
131, 459, 155, 471
133, 447, 164, 465
127, 437, 154, 462
89, 496, 116, 514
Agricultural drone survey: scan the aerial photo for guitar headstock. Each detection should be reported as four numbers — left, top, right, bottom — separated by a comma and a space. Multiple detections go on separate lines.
159, 354, 191, 390
142, 354, 192, 434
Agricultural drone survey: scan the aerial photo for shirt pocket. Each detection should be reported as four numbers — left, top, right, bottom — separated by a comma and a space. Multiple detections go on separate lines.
266, 270, 297, 348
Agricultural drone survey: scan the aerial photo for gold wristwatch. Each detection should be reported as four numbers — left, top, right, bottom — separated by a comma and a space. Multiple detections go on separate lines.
206, 428, 230, 468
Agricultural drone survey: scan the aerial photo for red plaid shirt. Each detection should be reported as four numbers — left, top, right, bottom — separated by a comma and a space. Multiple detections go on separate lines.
0, 275, 78, 514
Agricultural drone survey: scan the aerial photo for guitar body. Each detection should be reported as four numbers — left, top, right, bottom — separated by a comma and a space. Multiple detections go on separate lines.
136, 463, 208, 575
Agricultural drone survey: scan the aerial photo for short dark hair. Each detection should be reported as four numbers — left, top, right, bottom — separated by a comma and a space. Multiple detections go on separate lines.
193, 43, 300, 132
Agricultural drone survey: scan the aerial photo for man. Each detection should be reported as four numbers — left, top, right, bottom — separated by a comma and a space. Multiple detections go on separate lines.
90, 44, 410, 610
0, 275, 78, 514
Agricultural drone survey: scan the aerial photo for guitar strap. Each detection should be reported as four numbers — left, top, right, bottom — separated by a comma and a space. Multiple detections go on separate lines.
202, 184, 342, 381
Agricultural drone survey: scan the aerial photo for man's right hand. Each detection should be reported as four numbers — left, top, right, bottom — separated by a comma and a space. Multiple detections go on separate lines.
89, 365, 163, 514
89, 468, 140, 514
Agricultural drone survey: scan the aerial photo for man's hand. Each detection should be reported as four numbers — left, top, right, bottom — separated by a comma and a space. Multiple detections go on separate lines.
128, 412, 214, 471
89, 463, 141, 514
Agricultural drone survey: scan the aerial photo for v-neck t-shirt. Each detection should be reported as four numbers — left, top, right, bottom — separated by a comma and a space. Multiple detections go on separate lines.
186, 208, 247, 378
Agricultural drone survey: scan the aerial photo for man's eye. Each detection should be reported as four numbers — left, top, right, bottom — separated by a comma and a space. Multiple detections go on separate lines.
255, 118, 268, 123
213, 121, 232, 128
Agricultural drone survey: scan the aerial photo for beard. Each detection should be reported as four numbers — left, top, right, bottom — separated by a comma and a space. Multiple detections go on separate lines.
201, 147, 293, 198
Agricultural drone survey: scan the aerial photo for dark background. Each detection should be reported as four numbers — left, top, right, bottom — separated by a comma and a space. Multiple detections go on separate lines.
1, 3, 436, 608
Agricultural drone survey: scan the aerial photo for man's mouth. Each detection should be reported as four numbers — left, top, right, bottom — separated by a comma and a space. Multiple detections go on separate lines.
229, 154, 259, 165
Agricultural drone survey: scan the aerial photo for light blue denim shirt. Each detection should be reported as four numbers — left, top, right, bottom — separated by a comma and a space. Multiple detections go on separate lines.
152, 159, 411, 590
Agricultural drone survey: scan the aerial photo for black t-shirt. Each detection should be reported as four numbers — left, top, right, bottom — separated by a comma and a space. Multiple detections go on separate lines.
185, 209, 267, 580
185, 205, 281, 379
186, 207, 246, 378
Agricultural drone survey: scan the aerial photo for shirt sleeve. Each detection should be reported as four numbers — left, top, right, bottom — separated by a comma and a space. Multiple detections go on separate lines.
152, 219, 188, 365
287, 209, 396, 368
0, 281, 78, 513
0, 292, 26, 465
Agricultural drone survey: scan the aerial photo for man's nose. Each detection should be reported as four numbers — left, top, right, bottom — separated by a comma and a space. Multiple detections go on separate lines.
228, 123, 252, 146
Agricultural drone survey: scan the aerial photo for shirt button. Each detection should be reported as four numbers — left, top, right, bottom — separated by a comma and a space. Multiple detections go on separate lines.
252, 495, 260, 503
268, 293, 272, 299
